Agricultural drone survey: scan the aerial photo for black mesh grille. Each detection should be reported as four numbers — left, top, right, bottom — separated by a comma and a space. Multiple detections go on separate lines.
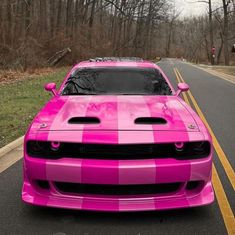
26, 141, 210, 160
54, 182, 181, 196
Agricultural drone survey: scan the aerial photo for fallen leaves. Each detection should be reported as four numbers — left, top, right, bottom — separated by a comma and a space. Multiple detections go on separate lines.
0, 67, 67, 85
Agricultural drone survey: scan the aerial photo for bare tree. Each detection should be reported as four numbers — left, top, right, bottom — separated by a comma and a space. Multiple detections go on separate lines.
222, 0, 230, 65
0, 0, 234, 69
165, 7, 181, 57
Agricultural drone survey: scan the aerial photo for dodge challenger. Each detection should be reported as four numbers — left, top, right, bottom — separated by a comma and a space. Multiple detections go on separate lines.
22, 57, 214, 211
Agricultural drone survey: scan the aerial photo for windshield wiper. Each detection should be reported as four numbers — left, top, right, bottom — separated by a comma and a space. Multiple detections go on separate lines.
65, 77, 94, 94
66, 79, 92, 91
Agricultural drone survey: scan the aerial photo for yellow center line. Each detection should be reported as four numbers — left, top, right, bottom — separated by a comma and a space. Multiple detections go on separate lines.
173, 67, 235, 235
212, 165, 235, 235
175, 68, 235, 191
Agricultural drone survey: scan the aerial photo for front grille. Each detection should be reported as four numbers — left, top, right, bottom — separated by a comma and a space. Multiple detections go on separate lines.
26, 141, 210, 160
54, 182, 181, 196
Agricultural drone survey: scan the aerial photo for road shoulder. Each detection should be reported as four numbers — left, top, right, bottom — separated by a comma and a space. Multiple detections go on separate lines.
186, 63, 235, 85
0, 136, 23, 173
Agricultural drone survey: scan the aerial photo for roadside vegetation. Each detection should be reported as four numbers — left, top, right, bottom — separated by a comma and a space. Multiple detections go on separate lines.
195, 63, 235, 79
211, 66, 235, 77
0, 0, 234, 69
0, 68, 68, 148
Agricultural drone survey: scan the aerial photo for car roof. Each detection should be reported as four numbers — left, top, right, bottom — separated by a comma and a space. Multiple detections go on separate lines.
72, 58, 159, 70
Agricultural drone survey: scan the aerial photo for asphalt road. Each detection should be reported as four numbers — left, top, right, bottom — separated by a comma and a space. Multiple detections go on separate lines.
0, 59, 234, 235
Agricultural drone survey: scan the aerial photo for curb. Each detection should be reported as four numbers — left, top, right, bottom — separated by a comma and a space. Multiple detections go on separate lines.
0, 136, 24, 159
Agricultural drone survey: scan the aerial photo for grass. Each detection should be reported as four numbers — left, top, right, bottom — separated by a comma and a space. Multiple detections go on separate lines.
0, 68, 68, 148
211, 66, 235, 77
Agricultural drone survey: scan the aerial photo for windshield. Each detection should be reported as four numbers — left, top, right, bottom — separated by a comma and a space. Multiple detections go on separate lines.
62, 67, 172, 96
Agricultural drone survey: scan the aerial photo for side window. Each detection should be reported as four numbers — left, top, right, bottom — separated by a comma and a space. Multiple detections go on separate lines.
159, 73, 172, 95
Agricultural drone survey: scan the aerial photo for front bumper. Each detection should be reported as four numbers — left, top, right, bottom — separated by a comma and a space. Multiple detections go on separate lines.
22, 155, 214, 211
22, 181, 214, 211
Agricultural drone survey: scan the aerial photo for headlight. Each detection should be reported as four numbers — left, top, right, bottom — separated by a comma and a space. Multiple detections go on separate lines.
51, 142, 60, 151
175, 141, 211, 159
26, 140, 62, 158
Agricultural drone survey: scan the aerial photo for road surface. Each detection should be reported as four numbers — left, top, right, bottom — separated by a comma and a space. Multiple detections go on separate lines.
0, 59, 234, 235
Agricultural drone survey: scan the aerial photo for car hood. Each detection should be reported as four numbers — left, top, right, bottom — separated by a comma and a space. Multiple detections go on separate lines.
31, 95, 199, 133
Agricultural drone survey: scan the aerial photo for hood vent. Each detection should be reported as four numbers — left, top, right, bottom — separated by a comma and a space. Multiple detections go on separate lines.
68, 117, 100, 124
135, 117, 167, 125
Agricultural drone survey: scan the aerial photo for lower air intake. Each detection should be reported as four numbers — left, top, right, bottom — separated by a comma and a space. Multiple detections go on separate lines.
54, 182, 181, 196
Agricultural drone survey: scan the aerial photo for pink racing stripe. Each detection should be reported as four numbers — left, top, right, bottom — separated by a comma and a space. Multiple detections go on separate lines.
81, 159, 119, 184
144, 96, 191, 209
44, 97, 68, 130
45, 96, 91, 207
144, 96, 190, 142
119, 159, 156, 184
155, 196, 189, 210
31, 158, 49, 206
166, 98, 192, 206
30, 97, 68, 133
46, 159, 82, 183
82, 198, 119, 211
47, 96, 91, 142
117, 96, 154, 143
47, 195, 83, 209
42, 98, 68, 206
81, 96, 119, 210
119, 198, 156, 211
118, 96, 156, 187
82, 96, 118, 143
190, 157, 212, 181
155, 159, 191, 183
81, 160, 119, 210
46, 97, 69, 135
174, 99, 196, 141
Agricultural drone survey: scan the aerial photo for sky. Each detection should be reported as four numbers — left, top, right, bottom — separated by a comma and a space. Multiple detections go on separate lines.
174, 0, 222, 17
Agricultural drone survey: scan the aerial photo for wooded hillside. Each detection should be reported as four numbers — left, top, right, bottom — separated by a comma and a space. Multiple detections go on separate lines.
0, 0, 234, 69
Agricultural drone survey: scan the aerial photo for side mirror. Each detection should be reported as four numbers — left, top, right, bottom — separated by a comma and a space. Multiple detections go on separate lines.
176, 83, 189, 96
44, 83, 57, 96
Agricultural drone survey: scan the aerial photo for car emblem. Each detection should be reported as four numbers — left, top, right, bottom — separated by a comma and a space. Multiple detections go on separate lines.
188, 124, 196, 129
40, 123, 47, 128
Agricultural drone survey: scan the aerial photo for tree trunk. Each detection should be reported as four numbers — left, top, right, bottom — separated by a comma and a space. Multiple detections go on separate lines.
208, 0, 214, 65
217, 32, 224, 65
222, 0, 229, 65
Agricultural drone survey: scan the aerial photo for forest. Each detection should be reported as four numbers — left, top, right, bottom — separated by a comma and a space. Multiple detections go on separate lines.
0, 0, 234, 70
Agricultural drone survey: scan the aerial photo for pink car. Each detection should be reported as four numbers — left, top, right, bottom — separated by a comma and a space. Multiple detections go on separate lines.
22, 58, 214, 211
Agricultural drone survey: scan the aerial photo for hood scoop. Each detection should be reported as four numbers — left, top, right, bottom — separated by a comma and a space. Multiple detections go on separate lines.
135, 117, 167, 125
37, 97, 199, 132
68, 117, 100, 124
